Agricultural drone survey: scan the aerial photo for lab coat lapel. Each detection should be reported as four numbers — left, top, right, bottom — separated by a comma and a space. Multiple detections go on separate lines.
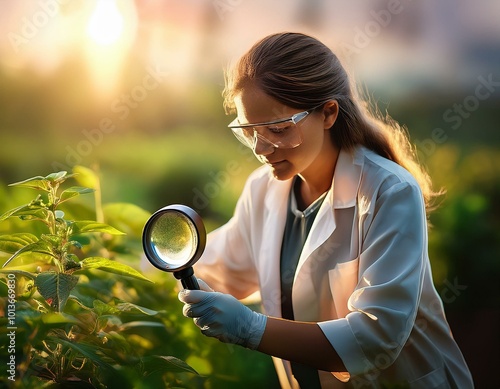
292, 149, 364, 319
295, 149, 361, 273
258, 175, 292, 318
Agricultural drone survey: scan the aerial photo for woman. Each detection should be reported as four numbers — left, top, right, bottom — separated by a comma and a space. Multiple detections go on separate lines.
178, 32, 473, 388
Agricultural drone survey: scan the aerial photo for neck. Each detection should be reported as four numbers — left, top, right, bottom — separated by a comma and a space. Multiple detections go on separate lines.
298, 145, 340, 208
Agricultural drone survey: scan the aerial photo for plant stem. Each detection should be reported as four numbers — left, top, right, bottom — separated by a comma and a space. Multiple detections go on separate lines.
92, 164, 104, 223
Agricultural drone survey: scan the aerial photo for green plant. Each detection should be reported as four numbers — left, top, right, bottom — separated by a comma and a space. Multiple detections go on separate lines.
0, 168, 198, 388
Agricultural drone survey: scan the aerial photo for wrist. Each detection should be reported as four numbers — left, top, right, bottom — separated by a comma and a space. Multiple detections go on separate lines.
245, 311, 267, 350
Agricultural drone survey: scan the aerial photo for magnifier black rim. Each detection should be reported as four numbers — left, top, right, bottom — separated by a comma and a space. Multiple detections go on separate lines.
142, 204, 206, 272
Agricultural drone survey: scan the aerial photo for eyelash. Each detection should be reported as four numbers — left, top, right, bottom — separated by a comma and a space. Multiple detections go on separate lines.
267, 125, 290, 133
241, 123, 291, 137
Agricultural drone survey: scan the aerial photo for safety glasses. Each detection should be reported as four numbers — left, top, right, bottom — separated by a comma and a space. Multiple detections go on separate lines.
227, 108, 315, 150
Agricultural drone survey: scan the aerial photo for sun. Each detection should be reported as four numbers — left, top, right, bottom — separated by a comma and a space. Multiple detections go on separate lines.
86, 0, 124, 46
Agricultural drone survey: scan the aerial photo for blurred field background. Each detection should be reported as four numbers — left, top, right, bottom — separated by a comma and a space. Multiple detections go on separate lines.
0, 0, 498, 387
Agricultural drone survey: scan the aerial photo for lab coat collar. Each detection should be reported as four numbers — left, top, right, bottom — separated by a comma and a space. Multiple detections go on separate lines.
330, 146, 364, 209
263, 147, 364, 212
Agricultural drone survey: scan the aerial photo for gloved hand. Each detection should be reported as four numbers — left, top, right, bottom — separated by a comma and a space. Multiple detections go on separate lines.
178, 279, 267, 350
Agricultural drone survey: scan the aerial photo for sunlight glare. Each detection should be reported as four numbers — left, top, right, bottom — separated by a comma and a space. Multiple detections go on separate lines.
86, 0, 124, 46
83, 0, 137, 100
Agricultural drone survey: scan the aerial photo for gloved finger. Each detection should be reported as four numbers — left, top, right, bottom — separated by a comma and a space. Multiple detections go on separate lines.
177, 279, 212, 297
182, 302, 213, 319
182, 303, 193, 318
201, 326, 240, 345
200, 322, 222, 338
181, 292, 219, 319
178, 289, 210, 304
194, 316, 213, 329
197, 278, 214, 292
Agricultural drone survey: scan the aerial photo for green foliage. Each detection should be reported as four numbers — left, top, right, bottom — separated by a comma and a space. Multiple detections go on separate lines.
0, 170, 147, 310
426, 146, 500, 311
0, 168, 200, 388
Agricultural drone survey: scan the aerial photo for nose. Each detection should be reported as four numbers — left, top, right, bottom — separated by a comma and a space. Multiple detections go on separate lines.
253, 133, 275, 157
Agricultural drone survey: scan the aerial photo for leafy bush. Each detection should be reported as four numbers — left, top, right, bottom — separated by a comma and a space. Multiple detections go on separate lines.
0, 168, 199, 388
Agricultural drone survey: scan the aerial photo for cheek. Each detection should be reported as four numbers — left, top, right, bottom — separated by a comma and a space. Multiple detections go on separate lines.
285, 138, 320, 171
288, 125, 328, 169
300, 124, 326, 154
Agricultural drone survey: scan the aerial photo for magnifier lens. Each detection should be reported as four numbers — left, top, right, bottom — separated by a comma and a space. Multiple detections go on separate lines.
143, 204, 206, 289
150, 212, 198, 266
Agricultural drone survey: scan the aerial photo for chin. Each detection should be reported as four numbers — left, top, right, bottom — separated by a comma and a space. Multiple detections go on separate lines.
269, 165, 295, 181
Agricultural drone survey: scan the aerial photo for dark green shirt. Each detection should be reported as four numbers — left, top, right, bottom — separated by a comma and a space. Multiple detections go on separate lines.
280, 177, 327, 388
280, 177, 327, 320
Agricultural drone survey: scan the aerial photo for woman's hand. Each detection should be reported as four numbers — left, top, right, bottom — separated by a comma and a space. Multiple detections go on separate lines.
178, 279, 267, 350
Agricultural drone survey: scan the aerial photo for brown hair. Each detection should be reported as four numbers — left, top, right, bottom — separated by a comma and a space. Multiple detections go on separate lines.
223, 32, 441, 212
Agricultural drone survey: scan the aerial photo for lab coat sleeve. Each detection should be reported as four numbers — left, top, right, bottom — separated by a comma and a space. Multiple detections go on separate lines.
318, 181, 427, 377
194, 170, 262, 300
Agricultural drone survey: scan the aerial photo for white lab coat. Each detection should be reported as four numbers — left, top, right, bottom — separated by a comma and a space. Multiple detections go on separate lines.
195, 146, 474, 388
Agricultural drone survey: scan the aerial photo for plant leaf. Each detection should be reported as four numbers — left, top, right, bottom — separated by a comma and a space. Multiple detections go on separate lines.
54, 337, 117, 372
92, 300, 158, 317
45, 171, 71, 183
9, 175, 50, 191
97, 330, 130, 354
35, 271, 79, 312
92, 299, 121, 316
103, 203, 151, 237
0, 270, 37, 299
119, 321, 165, 330
0, 203, 48, 222
40, 234, 62, 246
0, 204, 28, 222
78, 257, 152, 283
0, 233, 39, 254
73, 165, 99, 189
59, 186, 95, 203
71, 221, 125, 235
0, 269, 36, 280
67, 295, 92, 310
2, 240, 54, 268
114, 302, 158, 316
14, 206, 49, 221
41, 313, 79, 325
142, 355, 199, 375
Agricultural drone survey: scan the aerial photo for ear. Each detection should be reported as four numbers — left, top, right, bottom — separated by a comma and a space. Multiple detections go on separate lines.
322, 100, 339, 130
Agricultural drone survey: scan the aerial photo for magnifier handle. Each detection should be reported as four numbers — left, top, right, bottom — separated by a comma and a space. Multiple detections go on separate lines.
174, 267, 200, 290
181, 275, 200, 290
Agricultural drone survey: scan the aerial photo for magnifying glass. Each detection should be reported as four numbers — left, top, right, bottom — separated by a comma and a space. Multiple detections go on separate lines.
142, 204, 206, 290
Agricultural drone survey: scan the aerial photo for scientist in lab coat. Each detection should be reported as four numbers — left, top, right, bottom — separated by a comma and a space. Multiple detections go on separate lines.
178, 32, 474, 389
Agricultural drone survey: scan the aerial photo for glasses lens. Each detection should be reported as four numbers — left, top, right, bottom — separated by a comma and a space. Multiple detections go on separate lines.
231, 127, 254, 148
231, 122, 303, 149
254, 122, 303, 148
229, 110, 312, 150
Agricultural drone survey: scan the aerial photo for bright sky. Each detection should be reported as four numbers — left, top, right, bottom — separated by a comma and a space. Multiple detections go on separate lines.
0, 0, 498, 97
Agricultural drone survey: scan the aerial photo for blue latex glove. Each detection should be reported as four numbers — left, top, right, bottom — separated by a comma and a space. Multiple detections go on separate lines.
178, 279, 267, 350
